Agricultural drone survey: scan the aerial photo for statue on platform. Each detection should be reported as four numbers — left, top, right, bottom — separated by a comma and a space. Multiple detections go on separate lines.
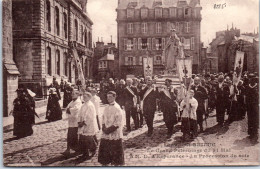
162, 28, 185, 75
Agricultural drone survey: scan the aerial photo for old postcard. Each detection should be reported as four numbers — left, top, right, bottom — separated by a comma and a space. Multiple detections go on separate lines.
2, 0, 259, 167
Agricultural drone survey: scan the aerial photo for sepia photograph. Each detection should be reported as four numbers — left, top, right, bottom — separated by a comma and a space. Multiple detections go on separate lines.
2, 0, 259, 167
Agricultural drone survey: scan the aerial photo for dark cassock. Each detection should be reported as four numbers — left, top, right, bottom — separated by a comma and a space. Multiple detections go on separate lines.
13, 88, 34, 138
215, 82, 230, 126
159, 86, 178, 138
63, 84, 73, 108
237, 81, 246, 120
46, 88, 62, 122
139, 85, 159, 137
227, 84, 239, 123
190, 84, 208, 132
115, 84, 125, 108
245, 77, 259, 140
123, 85, 139, 131
208, 79, 218, 111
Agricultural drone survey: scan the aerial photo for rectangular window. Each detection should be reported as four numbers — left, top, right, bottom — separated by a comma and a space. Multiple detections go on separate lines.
154, 38, 163, 50
141, 22, 147, 34
184, 22, 190, 33
191, 37, 195, 50
126, 57, 134, 65
155, 8, 162, 18
124, 38, 134, 51
141, 8, 148, 18
169, 8, 177, 17
154, 55, 162, 65
183, 38, 191, 50
156, 22, 162, 34
127, 23, 133, 34
141, 38, 148, 50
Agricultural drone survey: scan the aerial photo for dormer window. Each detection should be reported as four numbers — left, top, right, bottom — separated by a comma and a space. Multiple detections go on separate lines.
169, 7, 177, 17
127, 9, 134, 18
155, 8, 162, 18
141, 8, 148, 18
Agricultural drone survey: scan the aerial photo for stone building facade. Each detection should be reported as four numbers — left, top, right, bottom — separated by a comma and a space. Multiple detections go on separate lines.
12, 0, 93, 99
93, 40, 119, 81
116, 0, 202, 78
210, 26, 258, 74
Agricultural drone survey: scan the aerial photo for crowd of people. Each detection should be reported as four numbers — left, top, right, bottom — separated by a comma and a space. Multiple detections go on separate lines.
11, 71, 259, 166
98, 71, 259, 143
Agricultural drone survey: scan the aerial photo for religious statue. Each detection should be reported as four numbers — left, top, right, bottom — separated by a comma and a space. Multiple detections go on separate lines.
162, 28, 185, 75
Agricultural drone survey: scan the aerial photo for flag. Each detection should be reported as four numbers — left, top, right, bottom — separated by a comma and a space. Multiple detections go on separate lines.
233, 51, 244, 85
143, 56, 153, 78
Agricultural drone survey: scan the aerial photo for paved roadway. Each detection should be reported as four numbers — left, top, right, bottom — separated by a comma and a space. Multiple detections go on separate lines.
3, 104, 259, 166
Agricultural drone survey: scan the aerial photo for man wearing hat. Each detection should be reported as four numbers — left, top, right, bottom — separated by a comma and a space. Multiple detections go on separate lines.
159, 79, 178, 138
139, 76, 159, 137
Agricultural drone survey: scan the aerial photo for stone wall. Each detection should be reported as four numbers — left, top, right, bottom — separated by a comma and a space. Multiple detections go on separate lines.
3, 0, 19, 117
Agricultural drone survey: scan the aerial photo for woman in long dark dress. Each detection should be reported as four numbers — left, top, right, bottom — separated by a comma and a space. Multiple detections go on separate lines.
13, 87, 34, 138
46, 88, 62, 122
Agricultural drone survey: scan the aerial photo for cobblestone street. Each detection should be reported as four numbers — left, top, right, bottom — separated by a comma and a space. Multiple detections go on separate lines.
3, 104, 259, 166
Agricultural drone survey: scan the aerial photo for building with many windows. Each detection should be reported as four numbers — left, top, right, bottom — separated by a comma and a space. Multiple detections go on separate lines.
12, 0, 93, 99
93, 40, 120, 81
116, 0, 202, 77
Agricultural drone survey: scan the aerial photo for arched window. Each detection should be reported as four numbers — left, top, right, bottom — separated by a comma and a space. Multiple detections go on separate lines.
75, 19, 78, 41
55, 6, 60, 36
64, 52, 68, 76
46, 0, 51, 31
84, 30, 87, 46
88, 31, 92, 48
56, 50, 60, 75
81, 25, 84, 43
63, 13, 67, 39
46, 47, 52, 75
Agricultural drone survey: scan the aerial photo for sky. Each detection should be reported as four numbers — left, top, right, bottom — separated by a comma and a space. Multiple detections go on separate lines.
87, 0, 259, 46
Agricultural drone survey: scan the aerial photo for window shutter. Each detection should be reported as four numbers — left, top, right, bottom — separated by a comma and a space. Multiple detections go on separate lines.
162, 38, 165, 50
125, 56, 128, 65
191, 37, 195, 50
139, 56, 143, 65
138, 38, 142, 50
152, 38, 156, 50
133, 38, 137, 50
167, 22, 171, 32
147, 38, 151, 50
187, 22, 190, 33
176, 22, 179, 32
133, 57, 136, 65
124, 39, 127, 51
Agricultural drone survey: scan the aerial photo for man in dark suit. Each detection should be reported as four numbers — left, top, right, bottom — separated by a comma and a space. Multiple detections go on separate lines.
123, 78, 139, 131
159, 79, 178, 138
191, 77, 208, 132
215, 75, 230, 126
139, 76, 159, 137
